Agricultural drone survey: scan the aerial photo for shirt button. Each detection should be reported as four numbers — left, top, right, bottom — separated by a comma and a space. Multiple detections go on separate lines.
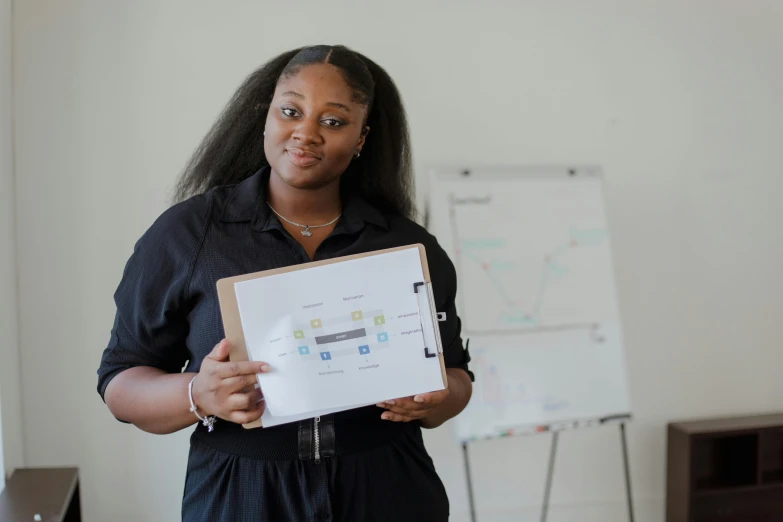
319, 512, 330, 520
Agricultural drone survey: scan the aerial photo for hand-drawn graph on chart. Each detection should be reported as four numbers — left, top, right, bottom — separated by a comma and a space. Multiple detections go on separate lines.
456, 321, 628, 441
470, 347, 570, 414
447, 178, 620, 335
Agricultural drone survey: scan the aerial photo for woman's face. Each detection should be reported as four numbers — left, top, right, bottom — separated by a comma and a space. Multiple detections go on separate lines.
264, 63, 369, 191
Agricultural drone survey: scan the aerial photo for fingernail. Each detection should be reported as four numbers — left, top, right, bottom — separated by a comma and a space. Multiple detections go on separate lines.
259, 364, 270, 372
376, 403, 386, 408
382, 413, 390, 420
386, 399, 395, 405
414, 396, 424, 403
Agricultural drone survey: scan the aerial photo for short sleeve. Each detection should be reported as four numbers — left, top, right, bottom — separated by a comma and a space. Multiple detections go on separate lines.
427, 240, 474, 382
96, 195, 210, 401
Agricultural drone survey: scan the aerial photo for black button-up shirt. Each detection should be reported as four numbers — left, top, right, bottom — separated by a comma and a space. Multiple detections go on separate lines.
97, 166, 472, 521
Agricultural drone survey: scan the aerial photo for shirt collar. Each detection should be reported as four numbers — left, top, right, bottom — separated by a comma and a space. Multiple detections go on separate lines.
219, 166, 389, 233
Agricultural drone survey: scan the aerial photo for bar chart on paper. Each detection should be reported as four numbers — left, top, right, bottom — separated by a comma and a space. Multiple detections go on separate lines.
426, 166, 632, 441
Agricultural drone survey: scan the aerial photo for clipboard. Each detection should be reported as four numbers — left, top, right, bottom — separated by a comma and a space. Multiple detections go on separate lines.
216, 243, 448, 429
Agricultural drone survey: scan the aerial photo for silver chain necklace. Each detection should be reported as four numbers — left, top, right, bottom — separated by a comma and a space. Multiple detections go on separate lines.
267, 203, 342, 237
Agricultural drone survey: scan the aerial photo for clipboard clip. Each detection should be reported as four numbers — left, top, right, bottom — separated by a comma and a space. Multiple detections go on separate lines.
413, 282, 446, 322
413, 281, 445, 358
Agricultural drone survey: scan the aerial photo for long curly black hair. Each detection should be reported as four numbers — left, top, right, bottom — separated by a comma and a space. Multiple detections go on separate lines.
172, 45, 415, 219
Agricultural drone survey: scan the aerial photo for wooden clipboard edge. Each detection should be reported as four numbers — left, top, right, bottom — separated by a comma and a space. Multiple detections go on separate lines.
215, 243, 447, 429
216, 274, 261, 428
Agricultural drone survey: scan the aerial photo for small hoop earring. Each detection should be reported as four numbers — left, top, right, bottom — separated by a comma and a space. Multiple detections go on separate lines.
355, 151, 360, 158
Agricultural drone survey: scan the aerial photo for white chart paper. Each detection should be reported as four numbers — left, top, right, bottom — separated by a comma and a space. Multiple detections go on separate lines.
426, 165, 632, 441
233, 247, 445, 418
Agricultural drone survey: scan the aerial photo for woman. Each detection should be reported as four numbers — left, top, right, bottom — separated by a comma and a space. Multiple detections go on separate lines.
97, 44, 473, 522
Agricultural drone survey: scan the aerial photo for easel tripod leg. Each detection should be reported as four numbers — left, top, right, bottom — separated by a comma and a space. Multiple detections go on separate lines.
540, 431, 559, 522
620, 423, 635, 522
462, 442, 477, 522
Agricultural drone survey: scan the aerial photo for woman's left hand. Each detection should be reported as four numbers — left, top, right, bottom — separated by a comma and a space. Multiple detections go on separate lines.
377, 388, 450, 422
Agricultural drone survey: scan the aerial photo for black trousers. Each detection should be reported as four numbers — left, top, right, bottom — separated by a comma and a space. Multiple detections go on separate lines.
181, 424, 450, 522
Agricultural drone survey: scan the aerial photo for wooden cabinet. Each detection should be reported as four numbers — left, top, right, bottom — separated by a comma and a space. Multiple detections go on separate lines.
0, 467, 81, 522
667, 413, 783, 522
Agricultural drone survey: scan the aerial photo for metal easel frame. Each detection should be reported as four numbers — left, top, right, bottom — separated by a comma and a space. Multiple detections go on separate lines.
461, 421, 635, 522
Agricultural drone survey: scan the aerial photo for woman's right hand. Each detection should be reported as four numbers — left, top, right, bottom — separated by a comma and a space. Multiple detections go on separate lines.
191, 339, 270, 425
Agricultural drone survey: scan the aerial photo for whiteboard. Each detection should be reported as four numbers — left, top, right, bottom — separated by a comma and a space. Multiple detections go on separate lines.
425, 165, 632, 442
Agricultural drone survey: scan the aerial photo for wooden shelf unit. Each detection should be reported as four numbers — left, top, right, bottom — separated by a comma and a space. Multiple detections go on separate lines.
0, 467, 81, 522
667, 413, 783, 522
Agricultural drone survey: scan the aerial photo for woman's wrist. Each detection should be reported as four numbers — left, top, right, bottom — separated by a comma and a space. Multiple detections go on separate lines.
188, 373, 217, 431
188, 372, 206, 413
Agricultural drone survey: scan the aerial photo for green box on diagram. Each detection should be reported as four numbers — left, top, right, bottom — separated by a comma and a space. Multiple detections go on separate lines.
292, 309, 390, 364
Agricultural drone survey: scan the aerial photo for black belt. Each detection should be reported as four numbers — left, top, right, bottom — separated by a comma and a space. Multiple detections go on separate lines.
192, 405, 418, 461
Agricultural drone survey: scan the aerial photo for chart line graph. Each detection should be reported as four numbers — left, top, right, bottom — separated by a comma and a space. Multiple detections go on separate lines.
449, 193, 608, 335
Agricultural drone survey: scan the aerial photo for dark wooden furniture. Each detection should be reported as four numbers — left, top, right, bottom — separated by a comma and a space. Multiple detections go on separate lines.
667, 413, 783, 522
0, 467, 81, 522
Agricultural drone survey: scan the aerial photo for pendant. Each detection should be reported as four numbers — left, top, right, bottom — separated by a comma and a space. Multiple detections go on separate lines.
301, 227, 312, 237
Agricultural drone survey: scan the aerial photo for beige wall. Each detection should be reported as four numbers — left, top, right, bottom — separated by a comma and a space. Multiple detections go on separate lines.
1, 0, 23, 483
11, 1, 783, 521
